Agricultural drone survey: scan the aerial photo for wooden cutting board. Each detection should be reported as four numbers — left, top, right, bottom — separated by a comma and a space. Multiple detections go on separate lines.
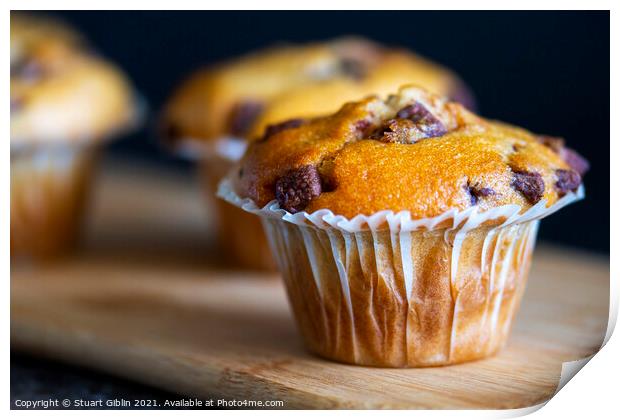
10, 159, 610, 409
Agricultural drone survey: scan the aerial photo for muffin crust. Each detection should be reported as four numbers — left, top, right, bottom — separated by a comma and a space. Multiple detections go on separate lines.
10, 13, 137, 145
162, 38, 473, 145
235, 85, 588, 219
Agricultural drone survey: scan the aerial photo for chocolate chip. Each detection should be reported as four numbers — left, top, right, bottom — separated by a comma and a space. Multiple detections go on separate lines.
10, 59, 21, 76
228, 101, 264, 137
560, 147, 590, 176
371, 102, 447, 144
535, 135, 565, 153
511, 170, 545, 204
11, 57, 44, 83
535, 136, 589, 177
395, 103, 421, 120
20, 59, 44, 81
275, 165, 322, 213
354, 119, 372, 134
10, 97, 23, 113
465, 182, 495, 206
262, 118, 304, 141
11, 57, 44, 81
339, 58, 366, 81
396, 102, 447, 138
555, 169, 581, 196
238, 167, 244, 178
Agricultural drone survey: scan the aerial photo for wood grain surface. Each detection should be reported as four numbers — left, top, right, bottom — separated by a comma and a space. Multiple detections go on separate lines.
10, 159, 609, 409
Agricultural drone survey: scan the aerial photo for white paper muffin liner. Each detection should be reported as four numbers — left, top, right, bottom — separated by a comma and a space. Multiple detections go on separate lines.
11, 144, 98, 259
218, 177, 584, 367
173, 136, 247, 162
11, 96, 142, 260
218, 171, 584, 367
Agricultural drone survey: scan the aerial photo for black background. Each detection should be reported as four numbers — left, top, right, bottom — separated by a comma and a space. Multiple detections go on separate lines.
47, 11, 610, 253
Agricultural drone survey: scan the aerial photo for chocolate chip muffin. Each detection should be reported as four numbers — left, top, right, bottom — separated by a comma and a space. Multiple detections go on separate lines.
11, 13, 139, 259
162, 37, 474, 271
220, 85, 587, 367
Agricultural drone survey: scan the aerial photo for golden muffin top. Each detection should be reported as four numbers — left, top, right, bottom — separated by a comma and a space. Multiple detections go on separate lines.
10, 13, 138, 146
233, 85, 588, 219
161, 37, 473, 148
11, 13, 83, 65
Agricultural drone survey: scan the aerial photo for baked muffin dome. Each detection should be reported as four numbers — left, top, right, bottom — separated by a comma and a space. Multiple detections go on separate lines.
162, 37, 473, 146
11, 13, 83, 64
234, 85, 588, 219
10, 13, 137, 146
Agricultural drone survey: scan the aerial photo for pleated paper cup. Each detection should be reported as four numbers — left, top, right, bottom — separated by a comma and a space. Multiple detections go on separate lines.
11, 97, 144, 261
219, 177, 584, 367
11, 143, 99, 260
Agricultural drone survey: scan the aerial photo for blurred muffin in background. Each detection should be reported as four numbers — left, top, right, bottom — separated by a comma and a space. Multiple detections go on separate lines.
161, 37, 474, 271
11, 13, 140, 260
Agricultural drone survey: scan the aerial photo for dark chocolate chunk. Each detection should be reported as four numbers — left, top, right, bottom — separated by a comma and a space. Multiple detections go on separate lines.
228, 101, 264, 137
275, 165, 322, 213
465, 183, 495, 206
560, 147, 590, 176
396, 102, 447, 138
535, 135, 590, 177
20, 59, 44, 82
354, 119, 372, 134
395, 103, 424, 120
511, 170, 545, 204
10, 97, 23, 114
10, 59, 21, 76
262, 118, 304, 141
11, 57, 44, 82
371, 102, 447, 143
555, 169, 581, 196
339, 58, 366, 81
